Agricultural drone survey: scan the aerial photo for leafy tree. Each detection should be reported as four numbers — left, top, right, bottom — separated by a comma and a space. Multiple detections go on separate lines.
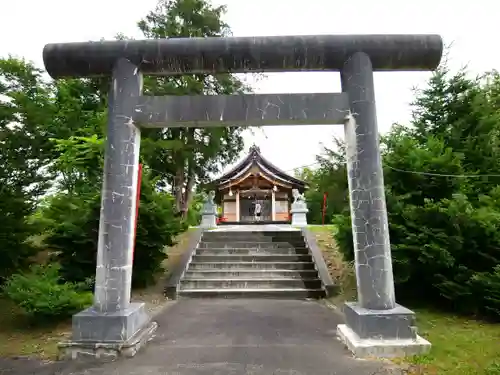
0, 57, 55, 281
137, 0, 251, 217
0, 57, 55, 193
295, 137, 348, 224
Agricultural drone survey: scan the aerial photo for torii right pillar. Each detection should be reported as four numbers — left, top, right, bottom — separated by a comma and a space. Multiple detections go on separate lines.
337, 52, 431, 357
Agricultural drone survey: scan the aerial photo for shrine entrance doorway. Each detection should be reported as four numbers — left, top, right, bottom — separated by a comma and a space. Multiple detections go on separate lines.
239, 190, 273, 222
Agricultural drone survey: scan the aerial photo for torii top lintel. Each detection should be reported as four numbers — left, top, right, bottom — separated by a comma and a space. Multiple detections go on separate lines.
42, 34, 443, 79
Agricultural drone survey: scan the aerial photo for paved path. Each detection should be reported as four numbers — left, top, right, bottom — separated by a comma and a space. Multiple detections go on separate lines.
1, 299, 400, 375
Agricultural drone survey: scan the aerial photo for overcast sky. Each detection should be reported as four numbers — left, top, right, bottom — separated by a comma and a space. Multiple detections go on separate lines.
0, 0, 497, 174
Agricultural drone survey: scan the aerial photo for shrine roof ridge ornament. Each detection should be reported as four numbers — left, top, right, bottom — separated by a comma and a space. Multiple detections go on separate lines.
42, 34, 443, 78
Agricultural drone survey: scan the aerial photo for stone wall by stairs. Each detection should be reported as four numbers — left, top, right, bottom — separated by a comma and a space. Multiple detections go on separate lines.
178, 230, 327, 299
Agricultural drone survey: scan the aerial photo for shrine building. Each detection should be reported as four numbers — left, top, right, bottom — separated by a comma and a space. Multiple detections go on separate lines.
212, 145, 307, 224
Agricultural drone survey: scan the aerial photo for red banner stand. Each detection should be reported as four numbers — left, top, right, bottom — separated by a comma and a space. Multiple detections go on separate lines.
322, 192, 328, 225
132, 163, 143, 263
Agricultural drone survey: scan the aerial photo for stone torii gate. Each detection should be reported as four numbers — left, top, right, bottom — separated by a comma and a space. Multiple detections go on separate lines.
43, 34, 442, 359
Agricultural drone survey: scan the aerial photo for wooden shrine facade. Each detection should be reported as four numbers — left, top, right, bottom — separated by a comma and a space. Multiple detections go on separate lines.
212, 145, 307, 223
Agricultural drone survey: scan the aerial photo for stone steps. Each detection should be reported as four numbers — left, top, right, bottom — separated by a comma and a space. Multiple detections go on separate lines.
180, 278, 323, 289
178, 230, 326, 299
198, 241, 306, 249
200, 236, 305, 242
195, 248, 310, 255
202, 231, 301, 238
184, 270, 319, 279
188, 262, 317, 270
191, 254, 313, 262
179, 288, 325, 299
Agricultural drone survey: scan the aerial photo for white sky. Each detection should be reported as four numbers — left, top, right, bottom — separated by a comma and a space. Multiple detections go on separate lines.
0, 0, 497, 174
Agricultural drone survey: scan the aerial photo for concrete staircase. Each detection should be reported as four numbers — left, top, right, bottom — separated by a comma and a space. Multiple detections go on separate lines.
178, 230, 326, 299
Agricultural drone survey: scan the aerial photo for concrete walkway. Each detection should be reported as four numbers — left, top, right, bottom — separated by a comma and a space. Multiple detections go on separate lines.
1, 299, 401, 375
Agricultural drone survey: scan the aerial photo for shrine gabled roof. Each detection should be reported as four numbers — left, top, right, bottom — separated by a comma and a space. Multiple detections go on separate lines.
213, 145, 307, 189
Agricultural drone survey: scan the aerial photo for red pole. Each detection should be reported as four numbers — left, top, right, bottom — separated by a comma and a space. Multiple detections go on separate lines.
322, 192, 328, 225
132, 163, 143, 263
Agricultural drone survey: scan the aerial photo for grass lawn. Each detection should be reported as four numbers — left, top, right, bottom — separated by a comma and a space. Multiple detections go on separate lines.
307, 224, 337, 232
407, 309, 500, 375
0, 299, 71, 359
0, 229, 195, 360
310, 224, 500, 375
308, 224, 357, 300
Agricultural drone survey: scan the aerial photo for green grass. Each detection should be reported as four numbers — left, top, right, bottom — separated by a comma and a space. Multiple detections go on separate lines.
0, 298, 70, 359
407, 309, 500, 375
307, 224, 337, 232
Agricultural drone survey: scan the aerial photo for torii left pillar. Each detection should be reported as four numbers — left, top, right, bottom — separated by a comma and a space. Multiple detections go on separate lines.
58, 59, 157, 360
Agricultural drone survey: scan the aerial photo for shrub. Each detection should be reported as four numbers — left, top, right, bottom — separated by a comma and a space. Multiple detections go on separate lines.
471, 265, 500, 318
331, 209, 354, 262
333, 191, 500, 320
0, 187, 38, 284
133, 174, 187, 287
3, 263, 92, 322
41, 170, 187, 289
184, 193, 204, 227
39, 192, 100, 285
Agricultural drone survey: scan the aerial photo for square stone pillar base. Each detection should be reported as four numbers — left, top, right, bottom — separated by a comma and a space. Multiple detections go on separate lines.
337, 302, 431, 358
201, 213, 217, 228
58, 302, 158, 360
291, 205, 308, 227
